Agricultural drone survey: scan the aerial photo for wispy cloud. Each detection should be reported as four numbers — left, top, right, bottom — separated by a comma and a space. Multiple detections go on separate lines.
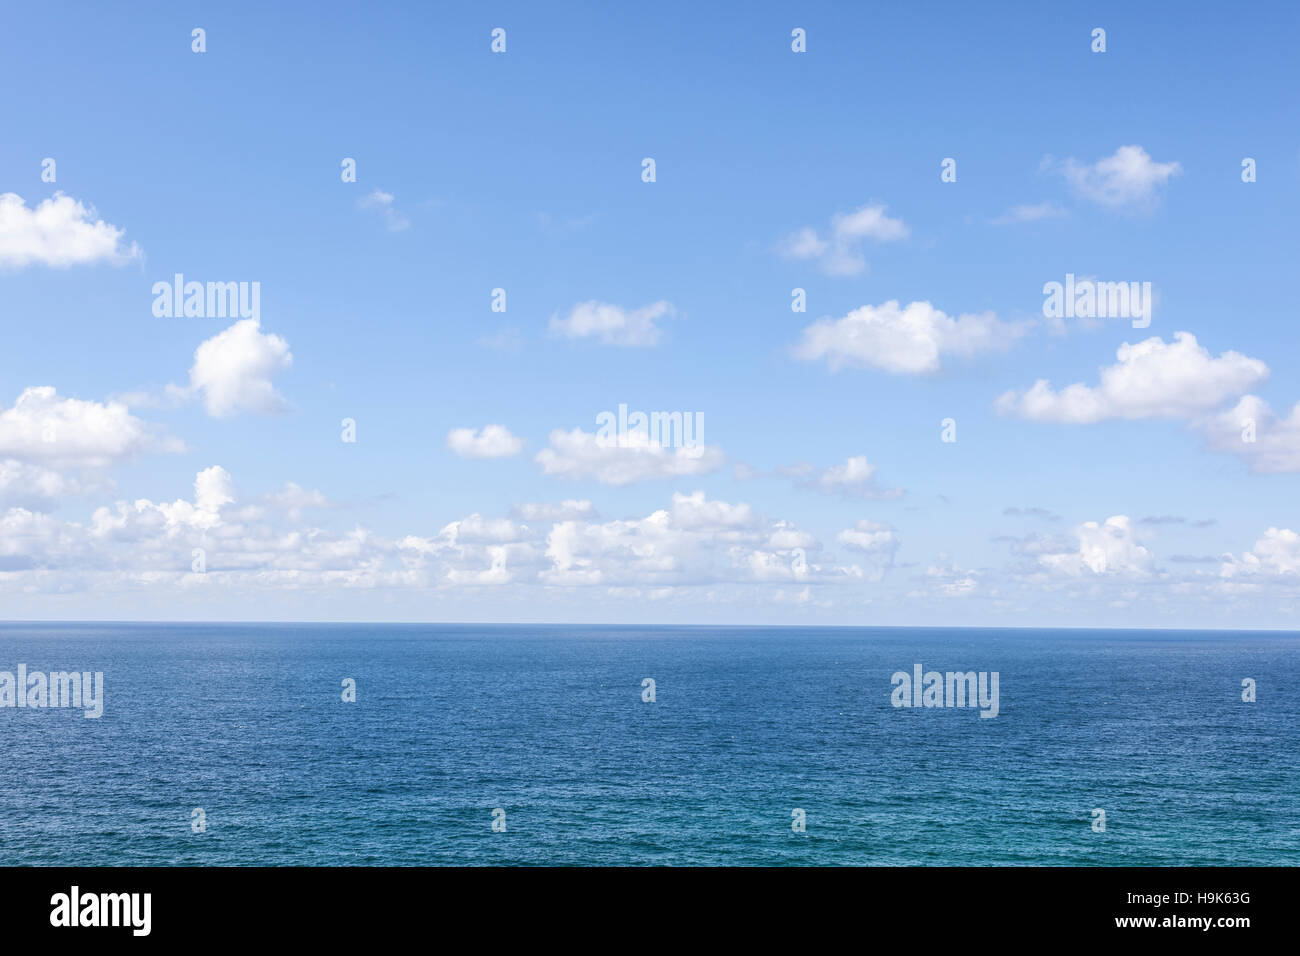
549, 300, 675, 347
779, 202, 908, 276
358, 189, 410, 231
1051, 145, 1181, 211
989, 201, 1067, 226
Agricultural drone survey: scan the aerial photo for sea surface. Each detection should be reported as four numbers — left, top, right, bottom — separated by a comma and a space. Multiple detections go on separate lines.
0, 623, 1296, 866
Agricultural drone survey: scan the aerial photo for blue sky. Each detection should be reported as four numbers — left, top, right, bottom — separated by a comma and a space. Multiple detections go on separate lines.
1, 1, 1297, 625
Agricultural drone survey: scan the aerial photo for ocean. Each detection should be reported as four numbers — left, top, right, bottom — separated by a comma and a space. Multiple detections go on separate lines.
0, 623, 1295, 866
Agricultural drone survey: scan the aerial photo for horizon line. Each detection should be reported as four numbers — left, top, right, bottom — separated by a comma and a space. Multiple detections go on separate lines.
1, 620, 1298, 634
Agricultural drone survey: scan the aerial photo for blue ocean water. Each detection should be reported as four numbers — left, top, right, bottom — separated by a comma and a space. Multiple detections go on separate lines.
0, 623, 1295, 866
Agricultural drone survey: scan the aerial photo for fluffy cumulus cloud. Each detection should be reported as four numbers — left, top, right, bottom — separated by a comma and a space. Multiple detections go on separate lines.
997, 333, 1267, 424
537, 491, 865, 589
447, 425, 524, 459
403, 489, 832, 595
1038, 515, 1154, 577
0, 467, 883, 598
0, 465, 416, 587
1055, 145, 1181, 209
0, 387, 184, 512
0, 192, 140, 268
8, 455, 1297, 619
0, 386, 176, 468
535, 427, 724, 486
668, 490, 758, 533
1220, 528, 1300, 578
2, 461, 905, 601
794, 300, 1024, 374
780, 202, 908, 276
177, 319, 294, 418
548, 300, 675, 347
1202, 395, 1300, 474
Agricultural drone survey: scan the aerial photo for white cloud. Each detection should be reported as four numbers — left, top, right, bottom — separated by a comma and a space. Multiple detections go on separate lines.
0, 459, 90, 508
996, 332, 1267, 424
833, 204, 910, 241
1202, 395, 1300, 473
989, 202, 1067, 226
794, 299, 1024, 374
58, 466, 233, 557
444, 546, 511, 586
438, 514, 526, 546
0, 387, 176, 468
1057, 145, 1181, 209
1, 468, 862, 597
669, 490, 759, 533
923, 555, 980, 596
193, 466, 237, 522
77, 466, 403, 580
766, 521, 815, 550
779, 202, 908, 276
548, 300, 674, 347
447, 425, 524, 459
1220, 527, 1300, 578
0, 508, 78, 572
358, 189, 410, 231
535, 427, 724, 486
784, 455, 904, 500
14, 465, 1235, 616
837, 519, 896, 552
1039, 515, 1153, 576
836, 519, 899, 581
782, 227, 828, 259
0, 192, 140, 268
180, 319, 294, 418
538, 491, 858, 589
0, 466, 414, 587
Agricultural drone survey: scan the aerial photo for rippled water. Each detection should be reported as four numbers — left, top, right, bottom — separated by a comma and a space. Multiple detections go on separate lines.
0, 623, 1295, 865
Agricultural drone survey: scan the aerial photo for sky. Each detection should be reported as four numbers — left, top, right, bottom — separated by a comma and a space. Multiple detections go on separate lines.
1, 1, 1298, 626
